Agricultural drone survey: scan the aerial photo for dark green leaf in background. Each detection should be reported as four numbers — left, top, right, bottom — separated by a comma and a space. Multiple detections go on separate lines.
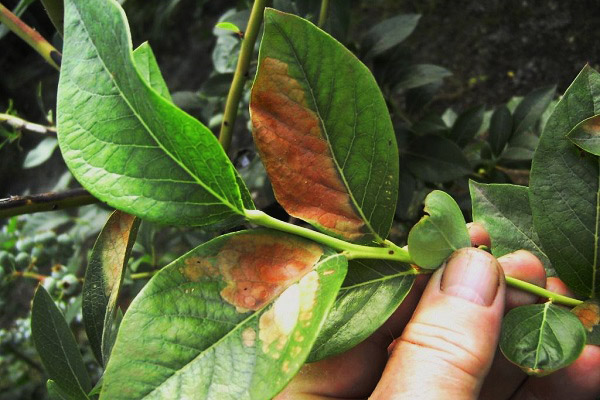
408, 190, 470, 269
451, 105, 486, 146
394, 64, 452, 90
58, 0, 248, 228
47, 380, 75, 400
512, 85, 556, 138
32, 286, 91, 399
567, 114, 600, 156
100, 230, 347, 399
488, 105, 513, 157
82, 210, 140, 366
530, 66, 600, 298
361, 14, 421, 57
500, 303, 587, 376
308, 259, 415, 361
405, 135, 471, 183
502, 132, 539, 161
469, 181, 553, 275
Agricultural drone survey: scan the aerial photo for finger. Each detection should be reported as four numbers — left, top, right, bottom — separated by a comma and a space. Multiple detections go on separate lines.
499, 250, 547, 310
371, 247, 505, 399
544, 276, 575, 298
467, 222, 491, 248
513, 345, 600, 400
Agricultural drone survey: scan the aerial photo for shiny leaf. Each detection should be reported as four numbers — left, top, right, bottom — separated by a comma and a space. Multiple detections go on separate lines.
394, 64, 452, 90
500, 303, 586, 376
82, 210, 140, 366
23, 137, 58, 169
215, 21, 241, 34
251, 9, 398, 243
58, 0, 247, 227
100, 230, 347, 400
408, 190, 470, 269
567, 114, 600, 156
530, 66, 600, 297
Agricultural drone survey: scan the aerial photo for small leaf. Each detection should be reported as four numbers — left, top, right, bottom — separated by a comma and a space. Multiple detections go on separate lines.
100, 230, 347, 400
47, 380, 76, 400
31, 286, 91, 399
308, 259, 415, 361
394, 64, 452, 90
361, 14, 421, 57
571, 299, 600, 345
132, 42, 172, 102
405, 134, 471, 183
215, 21, 241, 34
469, 181, 553, 275
23, 137, 58, 169
567, 114, 600, 156
513, 85, 556, 137
58, 0, 248, 227
82, 210, 140, 366
488, 105, 513, 157
501, 132, 539, 161
251, 9, 398, 243
500, 303, 587, 376
451, 105, 486, 146
408, 190, 470, 269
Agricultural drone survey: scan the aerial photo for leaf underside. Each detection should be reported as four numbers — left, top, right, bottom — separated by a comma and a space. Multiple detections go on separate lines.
250, 8, 398, 244
100, 229, 347, 400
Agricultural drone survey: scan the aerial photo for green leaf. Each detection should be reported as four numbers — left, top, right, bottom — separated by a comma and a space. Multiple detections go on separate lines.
215, 21, 241, 34
82, 210, 140, 366
47, 380, 77, 400
567, 114, 600, 156
394, 64, 452, 90
530, 65, 600, 298
488, 105, 513, 157
308, 259, 415, 361
469, 181, 553, 275
513, 85, 556, 137
500, 303, 587, 376
405, 134, 471, 183
362, 14, 421, 57
571, 299, 600, 345
58, 0, 247, 228
100, 229, 347, 400
451, 105, 486, 146
132, 42, 172, 102
31, 286, 91, 399
502, 132, 539, 161
408, 190, 470, 269
250, 9, 398, 243
23, 137, 58, 169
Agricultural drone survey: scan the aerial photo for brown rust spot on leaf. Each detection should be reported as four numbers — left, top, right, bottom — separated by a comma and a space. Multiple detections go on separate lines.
181, 257, 219, 282
251, 57, 365, 241
572, 300, 600, 332
241, 327, 257, 348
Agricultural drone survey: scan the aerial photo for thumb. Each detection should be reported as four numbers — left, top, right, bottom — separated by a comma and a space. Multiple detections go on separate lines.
371, 247, 505, 400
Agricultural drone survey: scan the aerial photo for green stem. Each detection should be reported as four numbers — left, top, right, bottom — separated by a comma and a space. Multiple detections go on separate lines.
505, 276, 583, 307
0, 2, 61, 70
218, 0, 267, 152
317, 0, 330, 28
244, 209, 414, 263
131, 270, 158, 280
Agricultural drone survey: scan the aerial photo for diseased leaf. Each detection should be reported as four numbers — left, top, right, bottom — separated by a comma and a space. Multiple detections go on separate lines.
394, 64, 452, 90
500, 303, 587, 376
31, 286, 91, 400
308, 259, 415, 361
100, 230, 347, 400
451, 105, 486, 146
513, 85, 556, 138
251, 9, 398, 243
82, 210, 140, 366
469, 181, 553, 275
572, 299, 600, 345
530, 66, 600, 297
23, 137, 58, 169
405, 134, 471, 183
567, 114, 600, 156
58, 0, 248, 228
132, 42, 172, 102
408, 190, 470, 269
361, 14, 421, 57
489, 105, 513, 157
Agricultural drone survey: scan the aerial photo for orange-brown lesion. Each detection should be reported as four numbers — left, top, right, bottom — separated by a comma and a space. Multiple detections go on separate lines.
583, 116, 600, 135
251, 57, 366, 241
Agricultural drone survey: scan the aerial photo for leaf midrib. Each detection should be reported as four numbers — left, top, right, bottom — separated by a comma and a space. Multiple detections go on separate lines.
533, 302, 551, 369
70, 2, 241, 215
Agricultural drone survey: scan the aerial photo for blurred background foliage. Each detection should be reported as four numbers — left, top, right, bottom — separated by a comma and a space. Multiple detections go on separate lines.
1, 0, 600, 398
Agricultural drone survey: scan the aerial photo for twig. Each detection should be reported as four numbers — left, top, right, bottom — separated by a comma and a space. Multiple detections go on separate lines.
318, 0, 330, 28
0, 189, 99, 219
218, 0, 267, 152
0, 2, 61, 70
0, 113, 56, 134
130, 270, 159, 280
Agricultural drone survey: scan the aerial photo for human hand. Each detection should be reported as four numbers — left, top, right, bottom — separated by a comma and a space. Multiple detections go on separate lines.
276, 224, 600, 400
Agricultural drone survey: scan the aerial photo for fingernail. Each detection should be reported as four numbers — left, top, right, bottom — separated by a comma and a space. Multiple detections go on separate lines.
441, 248, 500, 306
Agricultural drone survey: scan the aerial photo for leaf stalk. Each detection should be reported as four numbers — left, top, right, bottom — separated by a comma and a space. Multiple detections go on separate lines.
317, 0, 330, 28
505, 276, 583, 307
